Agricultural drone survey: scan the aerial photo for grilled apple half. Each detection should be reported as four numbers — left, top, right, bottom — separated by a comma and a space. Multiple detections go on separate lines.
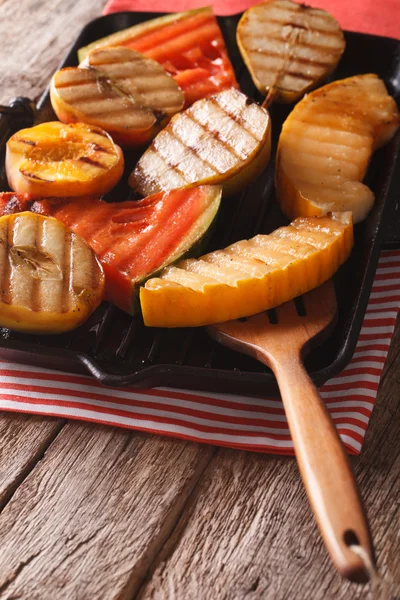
51, 47, 185, 147
6, 121, 124, 197
237, 0, 345, 104
0, 212, 105, 333
275, 74, 400, 223
140, 212, 353, 327
130, 88, 271, 197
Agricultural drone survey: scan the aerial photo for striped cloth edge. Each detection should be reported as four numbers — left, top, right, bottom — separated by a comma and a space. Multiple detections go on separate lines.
0, 249, 399, 456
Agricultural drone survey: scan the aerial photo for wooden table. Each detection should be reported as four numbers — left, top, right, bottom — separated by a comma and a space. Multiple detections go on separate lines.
0, 0, 399, 597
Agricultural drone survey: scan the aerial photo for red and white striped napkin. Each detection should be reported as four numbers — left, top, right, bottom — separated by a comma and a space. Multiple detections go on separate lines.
0, 250, 399, 455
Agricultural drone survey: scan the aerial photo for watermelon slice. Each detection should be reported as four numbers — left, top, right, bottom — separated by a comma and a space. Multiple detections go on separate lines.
77, 7, 238, 107
0, 186, 221, 314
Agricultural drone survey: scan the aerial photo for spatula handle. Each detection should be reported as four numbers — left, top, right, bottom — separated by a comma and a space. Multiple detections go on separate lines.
271, 355, 373, 581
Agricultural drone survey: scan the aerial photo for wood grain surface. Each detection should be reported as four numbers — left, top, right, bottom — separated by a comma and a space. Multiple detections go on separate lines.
0, 0, 108, 105
0, 0, 399, 598
0, 425, 215, 599
0, 414, 63, 508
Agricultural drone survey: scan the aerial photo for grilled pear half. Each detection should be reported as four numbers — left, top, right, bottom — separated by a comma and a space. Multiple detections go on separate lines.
275, 74, 400, 223
0, 212, 105, 333
130, 88, 271, 197
237, 0, 345, 103
50, 47, 184, 147
140, 212, 353, 327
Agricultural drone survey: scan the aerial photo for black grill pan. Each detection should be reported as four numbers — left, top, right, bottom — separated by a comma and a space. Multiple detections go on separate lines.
0, 11, 399, 396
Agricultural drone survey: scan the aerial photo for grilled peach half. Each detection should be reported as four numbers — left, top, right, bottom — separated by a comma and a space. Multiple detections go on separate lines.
50, 47, 185, 147
0, 212, 105, 333
130, 88, 271, 197
6, 122, 124, 197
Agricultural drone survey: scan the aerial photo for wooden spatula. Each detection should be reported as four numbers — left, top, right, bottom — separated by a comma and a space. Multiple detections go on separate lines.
208, 280, 373, 582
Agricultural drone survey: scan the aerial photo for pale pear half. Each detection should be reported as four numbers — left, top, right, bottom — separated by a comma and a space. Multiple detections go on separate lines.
237, 0, 345, 103
275, 74, 399, 223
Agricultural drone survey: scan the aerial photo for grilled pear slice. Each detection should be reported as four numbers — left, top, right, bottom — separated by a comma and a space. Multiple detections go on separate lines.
6, 121, 124, 197
51, 47, 184, 147
275, 74, 400, 223
237, 0, 345, 103
130, 88, 271, 197
0, 212, 105, 333
140, 212, 353, 327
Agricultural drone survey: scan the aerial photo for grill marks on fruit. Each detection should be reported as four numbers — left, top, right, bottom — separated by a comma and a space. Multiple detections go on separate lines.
60, 229, 72, 314
79, 156, 107, 168
19, 170, 54, 182
158, 220, 331, 287
29, 215, 40, 312
10, 123, 121, 185
132, 88, 269, 194
237, 0, 345, 98
154, 126, 220, 181
11, 216, 63, 312
18, 139, 37, 147
0, 211, 105, 332
0, 217, 12, 306
7, 214, 35, 310
0, 213, 103, 314
53, 47, 184, 135
57, 69, 154, 128
187, 112, 243, 161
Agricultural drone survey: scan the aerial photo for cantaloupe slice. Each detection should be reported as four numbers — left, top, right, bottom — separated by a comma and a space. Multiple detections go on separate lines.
140, 211, 353, 327
275, 74, 399, 223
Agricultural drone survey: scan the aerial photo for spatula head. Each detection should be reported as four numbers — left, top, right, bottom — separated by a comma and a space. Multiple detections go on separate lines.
208, 280, 337, 364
